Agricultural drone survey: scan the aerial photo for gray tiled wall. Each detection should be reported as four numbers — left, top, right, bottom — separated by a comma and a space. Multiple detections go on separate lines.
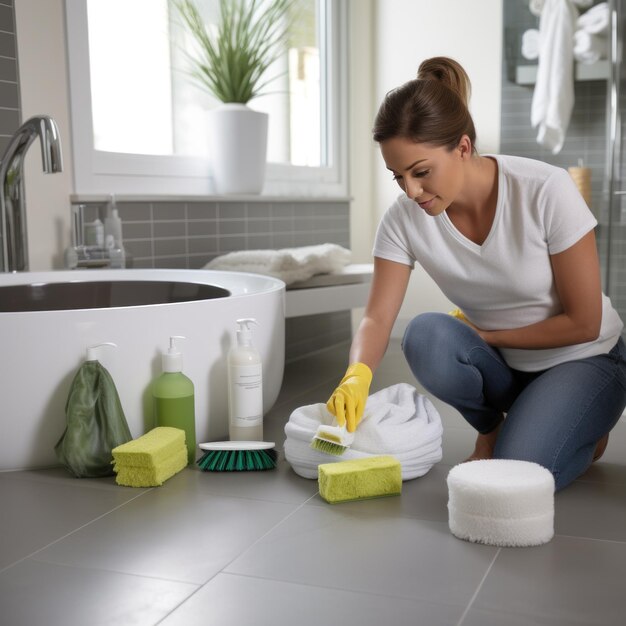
74, 198, 353, 361
0, 0, 19, 155
0, 0, 19, 261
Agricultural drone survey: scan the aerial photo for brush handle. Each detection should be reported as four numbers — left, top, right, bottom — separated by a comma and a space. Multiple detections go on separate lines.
199, 441, 275, 451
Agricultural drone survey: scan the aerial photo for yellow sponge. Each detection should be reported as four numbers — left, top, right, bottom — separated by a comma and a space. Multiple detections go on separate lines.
114, 447, 188, 487
318, 455, 402, 504
112, 427, 185, 469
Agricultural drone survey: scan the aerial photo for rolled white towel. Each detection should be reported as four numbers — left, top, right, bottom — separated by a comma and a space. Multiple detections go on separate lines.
577, 1, 609, 34
574, 29, 608, 63
205, 243, 351, 285
521, 28, 540, 60
572, 0, 594, 8
529, 0, 545, 16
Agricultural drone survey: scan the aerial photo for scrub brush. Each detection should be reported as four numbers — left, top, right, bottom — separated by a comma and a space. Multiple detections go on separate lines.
197, 441, 277, 471
310, 422, 355, 456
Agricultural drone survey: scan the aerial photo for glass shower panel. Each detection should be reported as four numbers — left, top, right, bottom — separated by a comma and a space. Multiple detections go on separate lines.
603, 0, 626, 329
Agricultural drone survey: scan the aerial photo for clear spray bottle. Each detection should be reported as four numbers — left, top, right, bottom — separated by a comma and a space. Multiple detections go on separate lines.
228, 318, 263, 441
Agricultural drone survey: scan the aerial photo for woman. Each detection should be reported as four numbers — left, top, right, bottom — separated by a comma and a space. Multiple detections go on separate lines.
326, 57, 626, 491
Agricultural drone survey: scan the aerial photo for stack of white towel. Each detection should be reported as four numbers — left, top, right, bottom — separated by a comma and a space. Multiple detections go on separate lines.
522, 1, 606, 62
284, 383, 443, 481
574, 2, 609, 64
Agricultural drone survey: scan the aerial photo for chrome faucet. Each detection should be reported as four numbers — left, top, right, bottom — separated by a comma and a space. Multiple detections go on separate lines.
0, 115, 63, 272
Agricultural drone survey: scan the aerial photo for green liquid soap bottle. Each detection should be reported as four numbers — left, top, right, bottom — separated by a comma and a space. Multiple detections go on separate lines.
153, 335, 196, 465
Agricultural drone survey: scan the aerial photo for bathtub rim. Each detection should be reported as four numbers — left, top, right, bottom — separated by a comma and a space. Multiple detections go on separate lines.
0, 268, 286, 314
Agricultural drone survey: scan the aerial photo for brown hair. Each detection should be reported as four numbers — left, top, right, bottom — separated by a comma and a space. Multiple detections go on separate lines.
372, 56, 477, 152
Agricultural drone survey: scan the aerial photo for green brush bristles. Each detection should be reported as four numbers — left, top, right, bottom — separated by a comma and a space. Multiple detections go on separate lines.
197, 448, 277, 472
310, 437, 348, 456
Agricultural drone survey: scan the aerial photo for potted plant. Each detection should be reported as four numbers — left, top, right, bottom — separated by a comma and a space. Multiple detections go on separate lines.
175, 0, 296, 195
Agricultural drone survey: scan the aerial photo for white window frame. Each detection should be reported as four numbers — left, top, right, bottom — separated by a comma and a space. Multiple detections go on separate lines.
64, 0, 348, 197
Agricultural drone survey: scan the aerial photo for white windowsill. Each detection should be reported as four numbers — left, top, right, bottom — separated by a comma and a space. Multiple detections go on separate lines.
70, 194, 352, 203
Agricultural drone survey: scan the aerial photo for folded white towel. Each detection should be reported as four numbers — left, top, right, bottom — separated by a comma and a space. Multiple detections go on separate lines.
577, 1, 609, 34
521, 28, 540, 60
572, 0, 594, 9
574, 28, 608, 63
531, 0, 578, 154
284, 383, 443, 481
205, 243, 351, 285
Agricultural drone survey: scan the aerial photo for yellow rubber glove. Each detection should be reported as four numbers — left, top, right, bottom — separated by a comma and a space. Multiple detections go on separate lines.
326, 362, 373, 433
449, 307, 468, 322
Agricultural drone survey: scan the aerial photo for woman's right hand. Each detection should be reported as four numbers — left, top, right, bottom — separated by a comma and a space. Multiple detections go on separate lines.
326, 362, 373, 433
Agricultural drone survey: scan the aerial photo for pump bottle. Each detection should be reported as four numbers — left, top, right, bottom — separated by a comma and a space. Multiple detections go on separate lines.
228, 319, 263, 441
153, 336, 196, 464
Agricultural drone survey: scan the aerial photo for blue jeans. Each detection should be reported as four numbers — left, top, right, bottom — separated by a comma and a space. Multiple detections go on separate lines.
402, 312, 626, 491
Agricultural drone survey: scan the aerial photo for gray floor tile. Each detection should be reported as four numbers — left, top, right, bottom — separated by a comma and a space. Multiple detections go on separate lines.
470, 535, 626, 626
461, 606, 560, 626
0, 472, 144, 571
225, 504, 498, 607
32, 482, 300, 584
554, 479, 626, 541
0, 558, 196, 626
161, 572, 464, 626
169, 459, 318, 504
3, 466, 147, 492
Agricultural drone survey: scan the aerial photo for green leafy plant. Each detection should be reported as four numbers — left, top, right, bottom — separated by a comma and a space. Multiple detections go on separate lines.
175, 0, 297, 104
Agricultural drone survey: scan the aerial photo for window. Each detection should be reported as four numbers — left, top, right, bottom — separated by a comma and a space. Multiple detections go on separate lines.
65, 0, 347, 196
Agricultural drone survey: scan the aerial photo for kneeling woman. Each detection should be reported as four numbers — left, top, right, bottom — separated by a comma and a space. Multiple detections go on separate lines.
326, 57, 626, 491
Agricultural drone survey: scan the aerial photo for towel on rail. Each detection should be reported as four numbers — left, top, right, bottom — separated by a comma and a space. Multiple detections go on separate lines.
531, 0, 578, 154
204, 243, 351, 285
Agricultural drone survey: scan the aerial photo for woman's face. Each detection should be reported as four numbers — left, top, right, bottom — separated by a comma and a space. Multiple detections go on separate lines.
380, 136, 468, 216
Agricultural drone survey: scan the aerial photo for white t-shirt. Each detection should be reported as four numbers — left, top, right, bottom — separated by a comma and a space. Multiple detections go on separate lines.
373, 154, 623, 371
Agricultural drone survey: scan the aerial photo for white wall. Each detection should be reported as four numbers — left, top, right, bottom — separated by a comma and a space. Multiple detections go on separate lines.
15, 0, 74, 270
13, 0, 502, 280
373, 0, 503, 336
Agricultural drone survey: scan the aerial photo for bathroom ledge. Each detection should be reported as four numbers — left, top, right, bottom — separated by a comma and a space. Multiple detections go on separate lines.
71, 194, 353, 204
515, 59, 610, 85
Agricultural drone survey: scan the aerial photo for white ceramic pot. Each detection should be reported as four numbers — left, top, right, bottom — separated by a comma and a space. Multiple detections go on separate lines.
207, 103, 269, 194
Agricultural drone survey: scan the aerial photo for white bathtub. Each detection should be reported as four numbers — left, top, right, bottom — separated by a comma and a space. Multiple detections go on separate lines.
0, 269, 285, 471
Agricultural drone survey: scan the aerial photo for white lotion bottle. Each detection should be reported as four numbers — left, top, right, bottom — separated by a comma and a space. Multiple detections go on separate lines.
228, 318, 263, 441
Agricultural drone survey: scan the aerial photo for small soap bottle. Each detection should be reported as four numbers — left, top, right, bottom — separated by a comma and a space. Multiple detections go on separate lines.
104, 194, 126, 268
228, 318, 263, 441
153, 336, 196, 465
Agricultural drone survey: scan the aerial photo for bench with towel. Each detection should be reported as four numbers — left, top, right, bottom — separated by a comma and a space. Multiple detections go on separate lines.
205, 244, 373, 317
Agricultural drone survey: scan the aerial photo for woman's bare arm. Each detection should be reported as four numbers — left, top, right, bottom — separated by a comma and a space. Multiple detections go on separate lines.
477, 230, 602, 349
349, 257, 412, 371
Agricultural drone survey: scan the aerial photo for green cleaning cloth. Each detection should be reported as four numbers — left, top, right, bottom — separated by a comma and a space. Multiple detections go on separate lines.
114, 447, 188, 487
55, 360, 132, 478
318, 455, 402, 504
112, 427, 186, 468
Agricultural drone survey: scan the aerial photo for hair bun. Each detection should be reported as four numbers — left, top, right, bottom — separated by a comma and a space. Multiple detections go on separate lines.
417, 56, 471, 106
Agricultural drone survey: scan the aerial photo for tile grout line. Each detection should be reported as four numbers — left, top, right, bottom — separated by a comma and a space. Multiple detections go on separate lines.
0, 489, 153, 575
455, 547, 501, 626
155, 491, 321, 625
